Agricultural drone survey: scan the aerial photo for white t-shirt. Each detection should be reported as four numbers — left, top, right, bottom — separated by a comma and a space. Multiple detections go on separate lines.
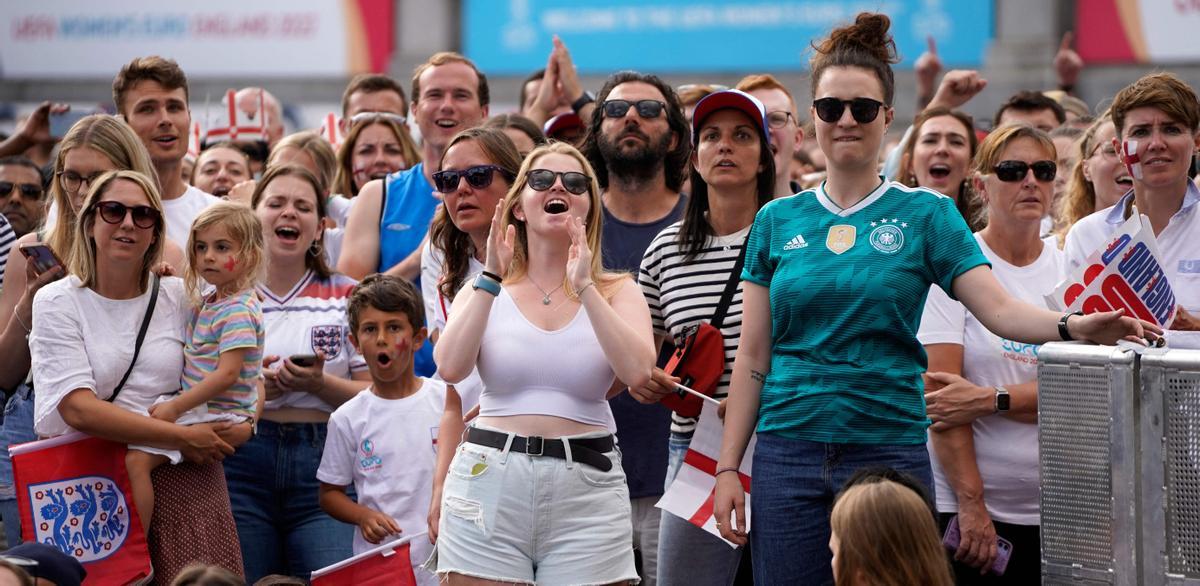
163, 185, 219, 246
918, 234, 1065, 525
420, 240, 485, 412
316, 379, 445, 585
31, 276, 190, 437
257, 270, 368, 412
1064, 186, 1200, 348
322, 195, 354, 267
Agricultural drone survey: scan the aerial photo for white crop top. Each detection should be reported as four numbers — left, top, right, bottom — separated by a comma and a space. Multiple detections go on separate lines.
476, 289, 616, 428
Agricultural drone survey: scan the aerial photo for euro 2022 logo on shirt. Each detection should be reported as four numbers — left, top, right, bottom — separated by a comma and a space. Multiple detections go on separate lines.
30, 476, 130, 562
310, 325, 344, 359
868, 218, 906, 254
359, 439, 383, 472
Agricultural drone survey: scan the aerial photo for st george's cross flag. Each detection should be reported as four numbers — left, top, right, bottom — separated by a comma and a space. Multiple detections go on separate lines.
312, 532, 426, 586
656, 400, 755, 547
10, 432, 151, 584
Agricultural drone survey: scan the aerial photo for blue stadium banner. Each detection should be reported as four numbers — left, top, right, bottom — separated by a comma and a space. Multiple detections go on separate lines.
463, 0, 994, 75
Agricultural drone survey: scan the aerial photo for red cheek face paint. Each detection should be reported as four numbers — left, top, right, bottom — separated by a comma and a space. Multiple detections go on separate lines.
223, 257, 238, 272
395, 339, 410, 352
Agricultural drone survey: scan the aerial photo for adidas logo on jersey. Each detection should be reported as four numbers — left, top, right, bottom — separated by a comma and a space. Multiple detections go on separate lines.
783, 234, 808, 250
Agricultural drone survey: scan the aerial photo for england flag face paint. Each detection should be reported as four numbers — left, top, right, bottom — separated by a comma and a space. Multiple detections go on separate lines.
1121, 139, 1143, 180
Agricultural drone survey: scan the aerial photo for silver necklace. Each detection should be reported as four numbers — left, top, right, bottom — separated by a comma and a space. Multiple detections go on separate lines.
529, 278, 565, 305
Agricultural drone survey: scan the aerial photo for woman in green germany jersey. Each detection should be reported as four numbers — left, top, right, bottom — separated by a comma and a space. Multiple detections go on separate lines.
712, 12, 1160, 585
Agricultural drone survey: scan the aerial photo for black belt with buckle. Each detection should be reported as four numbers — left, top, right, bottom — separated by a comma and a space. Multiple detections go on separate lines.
464, 427, 615, 472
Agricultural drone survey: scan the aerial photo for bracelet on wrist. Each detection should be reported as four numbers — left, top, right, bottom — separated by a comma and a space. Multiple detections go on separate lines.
715, 466, 740, 477
577, 281, 597, 296
472, 274, 501, 297
13, 311, 31, 334
481, 270, 502, 283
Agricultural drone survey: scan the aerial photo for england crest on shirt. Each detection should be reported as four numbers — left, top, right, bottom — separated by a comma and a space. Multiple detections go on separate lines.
311, 325, 344, 358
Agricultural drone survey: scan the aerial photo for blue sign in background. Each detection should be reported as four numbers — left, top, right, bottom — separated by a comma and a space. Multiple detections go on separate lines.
464, 0, 994, 75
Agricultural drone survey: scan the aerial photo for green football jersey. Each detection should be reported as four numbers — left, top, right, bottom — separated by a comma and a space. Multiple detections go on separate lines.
742, 179, 989, 445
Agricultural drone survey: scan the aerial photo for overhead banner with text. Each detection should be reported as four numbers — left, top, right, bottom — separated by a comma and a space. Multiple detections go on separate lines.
464, 0, 995, 75
1077, 0, 1200, 64
0, 0, 393, 79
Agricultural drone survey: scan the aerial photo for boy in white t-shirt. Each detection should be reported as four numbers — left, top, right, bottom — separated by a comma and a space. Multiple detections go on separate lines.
317, 274, 445, 584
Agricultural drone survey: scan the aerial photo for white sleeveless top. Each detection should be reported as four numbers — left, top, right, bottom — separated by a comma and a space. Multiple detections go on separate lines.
476, 288, 616, 428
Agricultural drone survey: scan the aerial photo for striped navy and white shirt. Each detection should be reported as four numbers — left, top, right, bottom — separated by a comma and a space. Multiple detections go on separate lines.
639, 221, 748, 437
0, 213, 15, 291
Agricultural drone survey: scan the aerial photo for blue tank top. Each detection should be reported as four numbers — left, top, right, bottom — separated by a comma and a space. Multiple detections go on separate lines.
379, 163, 438, 377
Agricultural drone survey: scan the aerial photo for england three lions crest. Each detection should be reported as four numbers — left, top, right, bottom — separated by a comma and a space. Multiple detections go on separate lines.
310, 325, 345, 358
29, 476, 131, 562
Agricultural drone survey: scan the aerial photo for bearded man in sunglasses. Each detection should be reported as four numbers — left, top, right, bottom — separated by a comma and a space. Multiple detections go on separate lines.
580, 71, 692, 586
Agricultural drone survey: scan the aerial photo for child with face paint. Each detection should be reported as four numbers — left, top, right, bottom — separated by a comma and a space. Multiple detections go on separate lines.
125, 201, 267, 536
316, 274, 445, 585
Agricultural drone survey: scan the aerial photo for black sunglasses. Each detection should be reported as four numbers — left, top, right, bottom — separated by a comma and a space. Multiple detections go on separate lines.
432, 165, 513, 193
602, 99, 667, 119
0, 181, 43, 200
812, 97, 885, 124
93, 200, 161, 229
993, 160, 1057, 183
526, 169, 591, 195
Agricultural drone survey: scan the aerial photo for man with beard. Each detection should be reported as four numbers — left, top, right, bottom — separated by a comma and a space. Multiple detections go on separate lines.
191, 142, 251, 199
581, 71, 691, 586
114, 56, 219, 246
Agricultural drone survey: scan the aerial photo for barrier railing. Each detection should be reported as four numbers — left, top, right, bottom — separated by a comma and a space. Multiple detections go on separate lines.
1039, 343, 1200, 585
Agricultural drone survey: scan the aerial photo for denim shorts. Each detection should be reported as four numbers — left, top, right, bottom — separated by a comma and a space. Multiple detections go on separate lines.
431, 425, 639, 585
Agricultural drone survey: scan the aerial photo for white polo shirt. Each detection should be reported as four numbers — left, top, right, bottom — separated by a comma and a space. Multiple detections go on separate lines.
1064, 183, 1200, 348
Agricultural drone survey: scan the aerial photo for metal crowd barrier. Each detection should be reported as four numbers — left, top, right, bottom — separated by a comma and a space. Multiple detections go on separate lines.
1039, 343, 1200, 585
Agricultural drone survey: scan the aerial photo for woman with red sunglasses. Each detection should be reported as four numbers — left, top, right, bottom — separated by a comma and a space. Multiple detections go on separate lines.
712, 12, 1158, 585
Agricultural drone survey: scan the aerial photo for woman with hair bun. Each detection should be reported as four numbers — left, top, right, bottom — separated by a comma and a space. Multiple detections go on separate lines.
712, 12, 1157, 584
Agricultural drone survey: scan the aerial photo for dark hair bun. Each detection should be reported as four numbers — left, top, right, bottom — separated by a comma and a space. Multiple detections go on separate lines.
813, 12, 899, 66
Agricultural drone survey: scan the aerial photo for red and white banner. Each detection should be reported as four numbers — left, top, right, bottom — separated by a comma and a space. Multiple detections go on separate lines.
311, 532, 425, 586
1077, 0, 1200, 64
1048, 210, 1177, 329
0, 0, 395, 78
10, 432, 151, 585
656, 401, 754, 547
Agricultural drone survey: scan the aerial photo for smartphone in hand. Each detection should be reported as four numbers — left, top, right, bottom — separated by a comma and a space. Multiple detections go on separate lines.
942, 515, 1013, 576
289, 354, 318, 367
49, 109, 91, 139
18, 243, 64, 276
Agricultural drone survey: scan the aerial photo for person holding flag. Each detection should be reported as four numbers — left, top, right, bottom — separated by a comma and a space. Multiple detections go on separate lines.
1064, 72, 1200, 345
711, 12, 1161, 585
634, 88, 775, 584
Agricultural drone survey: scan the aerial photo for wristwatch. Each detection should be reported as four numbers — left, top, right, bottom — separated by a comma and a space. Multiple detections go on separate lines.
571, 91, 596, 114
994, 386, 1011, 413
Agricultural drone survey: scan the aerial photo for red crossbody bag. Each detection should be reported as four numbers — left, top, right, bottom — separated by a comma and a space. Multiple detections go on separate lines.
661, 242, 746, 418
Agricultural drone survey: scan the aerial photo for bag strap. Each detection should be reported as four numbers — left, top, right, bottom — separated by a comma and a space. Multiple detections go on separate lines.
709, 238, 748, 331
378, 173, 389, 228
108, 274, 161, 402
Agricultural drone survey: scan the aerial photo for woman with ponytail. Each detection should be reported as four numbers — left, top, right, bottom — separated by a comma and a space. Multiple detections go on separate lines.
712, 13, 1158, 584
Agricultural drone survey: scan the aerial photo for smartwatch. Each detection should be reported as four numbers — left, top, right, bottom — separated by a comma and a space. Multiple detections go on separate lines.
994, 386, 1011, 413
571, 91, 596, 114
